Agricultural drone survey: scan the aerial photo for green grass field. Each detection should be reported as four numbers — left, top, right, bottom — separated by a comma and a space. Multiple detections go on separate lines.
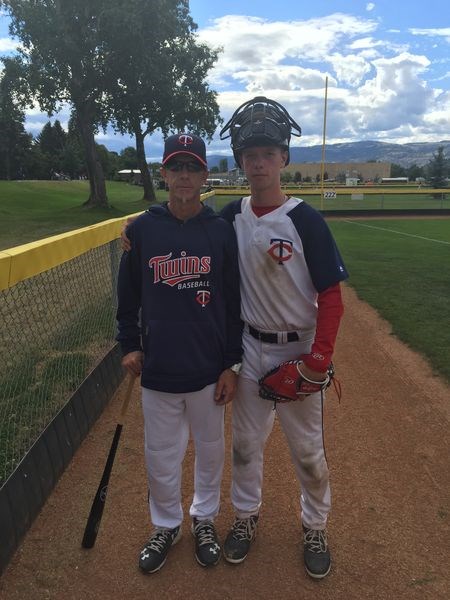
328, 218, 450, 383
0, 180, 167, 250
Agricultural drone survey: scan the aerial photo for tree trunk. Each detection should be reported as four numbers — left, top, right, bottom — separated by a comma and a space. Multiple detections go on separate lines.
75, 106, 109, 208
135, 127, 156, 203
5, 151, 11, 180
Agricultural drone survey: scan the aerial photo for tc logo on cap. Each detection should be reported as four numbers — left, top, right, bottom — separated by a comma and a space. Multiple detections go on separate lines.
178, 134, 193, 147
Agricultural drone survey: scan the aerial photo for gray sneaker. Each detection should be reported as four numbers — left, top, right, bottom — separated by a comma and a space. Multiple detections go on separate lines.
223, 515, 258, 563
139, 526, 181, 573
303, 526, 331, 579
191, 518, 221, 567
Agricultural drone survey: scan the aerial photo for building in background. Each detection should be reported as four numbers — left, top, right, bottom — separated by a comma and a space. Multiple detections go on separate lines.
283, 162, 391, 183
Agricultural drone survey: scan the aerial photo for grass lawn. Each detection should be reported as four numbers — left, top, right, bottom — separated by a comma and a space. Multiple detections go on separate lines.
328, 218, 450, 383
0, 180, 168, 250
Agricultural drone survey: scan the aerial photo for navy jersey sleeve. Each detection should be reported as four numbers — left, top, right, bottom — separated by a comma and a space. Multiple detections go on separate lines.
116, 222, 143, 355
288, 203, 349, 293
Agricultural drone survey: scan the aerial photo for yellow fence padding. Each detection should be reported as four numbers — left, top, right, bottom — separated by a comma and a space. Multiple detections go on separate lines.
0, 211, 144, 292
0, 251, 12, 291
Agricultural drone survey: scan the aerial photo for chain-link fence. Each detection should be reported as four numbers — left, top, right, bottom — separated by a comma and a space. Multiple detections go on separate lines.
0, 240, 122, 486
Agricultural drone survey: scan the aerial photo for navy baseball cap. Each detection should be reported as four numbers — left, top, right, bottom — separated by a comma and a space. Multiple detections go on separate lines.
162, 133, 207, 167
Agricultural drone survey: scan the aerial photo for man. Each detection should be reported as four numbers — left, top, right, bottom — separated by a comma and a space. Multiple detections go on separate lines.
218, 97, 348, 579
116, 133, 242, 574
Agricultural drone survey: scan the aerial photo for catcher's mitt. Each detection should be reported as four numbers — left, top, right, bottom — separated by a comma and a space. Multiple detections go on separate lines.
258, 360, 336, 404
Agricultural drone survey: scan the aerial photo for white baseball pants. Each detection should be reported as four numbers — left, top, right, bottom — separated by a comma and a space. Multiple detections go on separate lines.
231, 330, 331, 530
141, 383, 225, 529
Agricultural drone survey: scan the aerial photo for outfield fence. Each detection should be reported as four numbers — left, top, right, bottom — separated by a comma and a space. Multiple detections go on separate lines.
202, 187, 450, 214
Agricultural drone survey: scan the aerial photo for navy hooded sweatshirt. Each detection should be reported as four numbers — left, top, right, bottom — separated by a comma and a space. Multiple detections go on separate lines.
116, 203, 243, 393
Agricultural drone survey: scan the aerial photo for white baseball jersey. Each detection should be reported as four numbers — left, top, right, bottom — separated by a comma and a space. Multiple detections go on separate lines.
222, 196, 348, 333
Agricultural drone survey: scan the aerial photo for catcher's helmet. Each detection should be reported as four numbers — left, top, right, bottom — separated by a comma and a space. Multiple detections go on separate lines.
219, 96, 302, 167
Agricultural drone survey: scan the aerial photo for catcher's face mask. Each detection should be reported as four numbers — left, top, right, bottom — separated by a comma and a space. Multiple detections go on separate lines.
219, 96, 302, 168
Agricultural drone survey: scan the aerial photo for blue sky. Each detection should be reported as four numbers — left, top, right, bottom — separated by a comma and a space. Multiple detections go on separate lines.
1, 1, 450, 161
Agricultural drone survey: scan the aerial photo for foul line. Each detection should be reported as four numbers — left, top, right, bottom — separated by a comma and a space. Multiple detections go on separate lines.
342, 220, 450, 246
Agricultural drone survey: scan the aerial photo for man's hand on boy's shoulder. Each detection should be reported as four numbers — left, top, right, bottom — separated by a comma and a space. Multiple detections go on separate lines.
121, 216, 137, 252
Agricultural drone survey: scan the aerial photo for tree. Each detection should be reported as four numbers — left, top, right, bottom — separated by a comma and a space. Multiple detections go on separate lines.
2, 0, 118, 207
96, 144, 121, 180
25, 143, 51, 180
391, 163, 407, 178
407, 163, 425, 182
63, 113, 88, 180
36, 120, 68, 177
37, 120, 66, 155
219, 158, 228, 173
119, 147, 139, 170
426, 146, 448, 189
294, 171, 302, 183
0, 57, 32, 179
101, 0, 221, 202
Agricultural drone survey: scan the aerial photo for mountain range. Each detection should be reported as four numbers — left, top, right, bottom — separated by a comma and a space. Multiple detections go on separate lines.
207, 139, 450, 170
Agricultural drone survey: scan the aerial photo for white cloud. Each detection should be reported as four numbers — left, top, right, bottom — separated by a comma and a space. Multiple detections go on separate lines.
352, 53, 433, 133
348, 37, 378, 50
24, 120, 51, 133
0, 37, 19, 52
231, 66, 330, 92
328, 53, 372, 86
433, 71, 450, 81
409, 27, 450, 43
197, 13, 377, 88
366, 3, 375, 11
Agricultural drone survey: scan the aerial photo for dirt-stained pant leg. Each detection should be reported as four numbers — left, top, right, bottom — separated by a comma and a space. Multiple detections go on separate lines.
277, 393, 331, 530
231, 376, 275, 518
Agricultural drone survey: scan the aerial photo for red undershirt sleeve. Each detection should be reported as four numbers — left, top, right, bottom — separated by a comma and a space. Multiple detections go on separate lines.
301, 283, 344, 372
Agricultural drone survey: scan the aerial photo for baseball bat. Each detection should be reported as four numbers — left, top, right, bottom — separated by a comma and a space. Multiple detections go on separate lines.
81, 373, 136, 549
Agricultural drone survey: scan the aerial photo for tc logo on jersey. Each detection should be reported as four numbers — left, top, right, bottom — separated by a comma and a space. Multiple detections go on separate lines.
196, 290, 210, 307
267, 238, 293, 265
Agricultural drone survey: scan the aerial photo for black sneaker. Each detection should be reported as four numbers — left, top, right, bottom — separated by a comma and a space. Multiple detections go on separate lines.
303, 526, 331, 579
191, 518, 221, 567
223, 515, 258, 564
139, 526, 181, 574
